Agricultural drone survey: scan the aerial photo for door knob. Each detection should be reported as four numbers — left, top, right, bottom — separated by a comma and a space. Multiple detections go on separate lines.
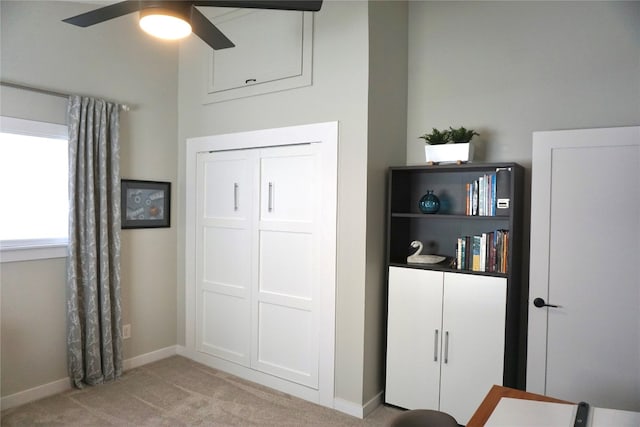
533, 297, 559, 308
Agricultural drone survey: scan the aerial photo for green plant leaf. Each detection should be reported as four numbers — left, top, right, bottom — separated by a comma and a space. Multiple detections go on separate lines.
420, 128, 450, 145
448, 126, 479, 143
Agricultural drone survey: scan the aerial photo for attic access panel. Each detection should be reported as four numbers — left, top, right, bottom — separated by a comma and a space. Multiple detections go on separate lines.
202, 9, 313, 104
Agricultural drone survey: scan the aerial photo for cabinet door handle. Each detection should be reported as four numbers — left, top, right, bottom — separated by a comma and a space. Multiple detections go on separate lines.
444, 331, 450, 364
233, 183, 239, 211
268, 182, 274, 212
434, 329, 439, 362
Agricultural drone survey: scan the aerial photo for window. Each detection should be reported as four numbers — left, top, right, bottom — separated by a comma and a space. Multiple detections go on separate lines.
0, 116, 69, 262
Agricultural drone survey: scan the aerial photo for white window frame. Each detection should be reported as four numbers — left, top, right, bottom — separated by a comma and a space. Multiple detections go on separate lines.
0, 116, 69, 263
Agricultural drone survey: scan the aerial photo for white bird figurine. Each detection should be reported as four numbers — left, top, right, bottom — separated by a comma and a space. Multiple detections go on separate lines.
406, 240, 445, 265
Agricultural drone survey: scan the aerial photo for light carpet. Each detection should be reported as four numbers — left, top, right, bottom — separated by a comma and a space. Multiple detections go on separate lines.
1, 356, 402, 426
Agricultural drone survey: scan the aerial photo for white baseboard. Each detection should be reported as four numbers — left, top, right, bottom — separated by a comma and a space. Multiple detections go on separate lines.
0, 377, 71, 411
363, 391, 384, 418
1, 345, 178, 411
176, 344, 188, 357
122, 345, 178, 371
333, 391, 382, 419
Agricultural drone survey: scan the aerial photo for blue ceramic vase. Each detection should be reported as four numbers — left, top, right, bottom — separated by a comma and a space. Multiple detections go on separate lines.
419, 190, 440, 214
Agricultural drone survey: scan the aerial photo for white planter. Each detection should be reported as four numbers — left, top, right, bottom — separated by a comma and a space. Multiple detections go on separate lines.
424, 142, 473, 164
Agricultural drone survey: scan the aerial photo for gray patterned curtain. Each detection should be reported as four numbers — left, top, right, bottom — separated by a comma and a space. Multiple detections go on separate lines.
66, 95, 123, 388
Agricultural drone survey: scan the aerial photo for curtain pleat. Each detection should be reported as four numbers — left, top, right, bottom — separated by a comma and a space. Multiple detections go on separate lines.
66, 95, 122, 388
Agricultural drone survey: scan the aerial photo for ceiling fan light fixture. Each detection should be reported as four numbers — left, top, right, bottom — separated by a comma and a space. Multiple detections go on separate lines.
139, 7, 192, 40
63, 0, 323, 50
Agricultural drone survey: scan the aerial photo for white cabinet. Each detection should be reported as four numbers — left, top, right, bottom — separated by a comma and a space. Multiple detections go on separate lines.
385, 268, 443, 411
385, 266, 506, 425
439, 272, 506, 422
196, 144, 320, 388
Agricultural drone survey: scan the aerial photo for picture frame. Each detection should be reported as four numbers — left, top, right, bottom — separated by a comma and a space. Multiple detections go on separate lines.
121, 179, 171, 229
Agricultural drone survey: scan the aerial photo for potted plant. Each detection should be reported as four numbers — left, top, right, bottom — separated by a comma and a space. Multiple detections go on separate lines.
448, 126, 479, 143
420, 126, 478, 163
419, 128, 450, 145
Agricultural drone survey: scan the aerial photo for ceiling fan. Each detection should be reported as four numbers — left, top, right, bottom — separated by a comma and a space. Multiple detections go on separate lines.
63, 1, 323, 50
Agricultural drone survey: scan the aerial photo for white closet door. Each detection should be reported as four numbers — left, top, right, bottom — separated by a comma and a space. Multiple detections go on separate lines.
196, 150, 254, 366
385, 267, 443, 410
439, 273, 506, 425
251, 144, 319, 388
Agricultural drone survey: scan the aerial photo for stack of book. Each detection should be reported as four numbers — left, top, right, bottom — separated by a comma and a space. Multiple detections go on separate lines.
465, 168, 511, 216
456, 230, 509, 273
466, 173, 495, 216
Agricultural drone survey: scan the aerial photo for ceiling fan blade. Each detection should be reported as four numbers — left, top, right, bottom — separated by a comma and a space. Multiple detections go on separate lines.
193, 0, 323, 12
62, 0, 142, 27
190, 6, 235, 50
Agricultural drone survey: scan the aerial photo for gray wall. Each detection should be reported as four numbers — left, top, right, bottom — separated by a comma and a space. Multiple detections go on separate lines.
364, 1, 408, 404
0, 1, 179, 397
2, 0, 638, 411
407, 1, 639, 166
176, 0, 409, 407
407, 0, 639, 388
176, 1, 374, 405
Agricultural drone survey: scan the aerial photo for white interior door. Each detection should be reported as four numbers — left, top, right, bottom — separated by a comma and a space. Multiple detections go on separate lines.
251, 144, 319, 388
195, 150, 254, 366
528, 127, 640, 411
439, 273, 506, 425
385, 267, 443, 410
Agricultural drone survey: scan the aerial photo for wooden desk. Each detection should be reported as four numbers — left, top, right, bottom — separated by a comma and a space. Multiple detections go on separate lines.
466, 385, 572, 427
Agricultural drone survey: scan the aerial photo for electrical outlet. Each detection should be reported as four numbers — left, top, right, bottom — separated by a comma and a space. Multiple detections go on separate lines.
123, 324, 131, 339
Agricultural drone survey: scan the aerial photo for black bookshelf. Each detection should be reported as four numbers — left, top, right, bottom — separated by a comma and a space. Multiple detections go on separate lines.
385, 162, 525, 388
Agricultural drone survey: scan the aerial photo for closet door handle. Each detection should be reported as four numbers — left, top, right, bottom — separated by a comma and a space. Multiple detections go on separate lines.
233, 183, 239, 211
433, 329, 439, 362
268, 182, 274, 212
444, 331, 449, 364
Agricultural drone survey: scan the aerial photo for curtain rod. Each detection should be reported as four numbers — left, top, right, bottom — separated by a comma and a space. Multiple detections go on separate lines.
0, 80, 131, 111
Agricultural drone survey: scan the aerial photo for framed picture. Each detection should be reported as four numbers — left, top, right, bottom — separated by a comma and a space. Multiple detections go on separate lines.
121, 179, 171, 229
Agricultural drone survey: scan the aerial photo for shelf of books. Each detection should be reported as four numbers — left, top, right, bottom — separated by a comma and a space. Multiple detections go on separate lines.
456, 230, 509, 273
464, 167, 512, 217
386, 162, 523, 277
